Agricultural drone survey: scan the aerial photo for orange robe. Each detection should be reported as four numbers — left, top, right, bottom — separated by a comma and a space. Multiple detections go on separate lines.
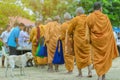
86, 10, 119, 76
45, 21, 61, 64
30, 25, 47, 65
61, 21, 74, 71
68, 14, 91, 70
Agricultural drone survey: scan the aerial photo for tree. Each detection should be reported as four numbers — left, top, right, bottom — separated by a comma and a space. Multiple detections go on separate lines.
0, 0, 119, 26
0, 1, 35, 27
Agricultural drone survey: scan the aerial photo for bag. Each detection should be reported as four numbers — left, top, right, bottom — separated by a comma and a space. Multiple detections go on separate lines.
36, 37, 47, 58
52, 40, 64, 64
65, 30, 75, 56
38, 45, 47, 57
36, 26, 40, 46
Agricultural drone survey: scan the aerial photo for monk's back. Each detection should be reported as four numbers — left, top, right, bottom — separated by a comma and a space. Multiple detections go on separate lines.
88, 11, 113, 38
73, 14, 87, 40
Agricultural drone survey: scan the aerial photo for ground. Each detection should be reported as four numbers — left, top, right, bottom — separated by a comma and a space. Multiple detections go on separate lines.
0, 57, 120, 80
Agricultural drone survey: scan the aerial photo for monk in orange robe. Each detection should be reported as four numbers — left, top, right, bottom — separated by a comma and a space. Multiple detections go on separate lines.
86, 2, 119, 80
68, 7, 92, 77
45, 16, 61, 72
30, 21, 47, 67
60, 12, 74, 74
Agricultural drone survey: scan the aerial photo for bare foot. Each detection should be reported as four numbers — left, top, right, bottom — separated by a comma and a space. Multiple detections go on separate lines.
64, 71, 73, 74
55, 69, 59, 72
98, 76, 102, 80
76, 74, 82, 78
67, 71, 73, 74
88, 72, 92, 78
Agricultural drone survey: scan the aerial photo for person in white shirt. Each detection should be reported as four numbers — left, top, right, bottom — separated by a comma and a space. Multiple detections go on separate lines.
1, 26, 11, 44
0, 25, 11, 67
23, 27, 30, 47
18, 26, 26, 47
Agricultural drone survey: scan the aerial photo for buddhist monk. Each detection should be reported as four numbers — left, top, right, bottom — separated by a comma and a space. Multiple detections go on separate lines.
45, 16, 61, 72
86, 2, 119, 80
60, 12, 74, 74
68, 7, 92, 78
30, 21, 47, 67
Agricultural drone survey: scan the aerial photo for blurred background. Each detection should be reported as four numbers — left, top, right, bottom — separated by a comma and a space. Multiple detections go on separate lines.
0, 0, 120, 33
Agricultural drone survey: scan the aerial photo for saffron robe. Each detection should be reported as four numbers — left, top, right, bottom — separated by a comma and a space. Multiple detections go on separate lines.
68, 14, 91, 70
45, 21, 61, 64
30, 25, 47, 65
86, 10, 119, 76
61, 21, 74, 71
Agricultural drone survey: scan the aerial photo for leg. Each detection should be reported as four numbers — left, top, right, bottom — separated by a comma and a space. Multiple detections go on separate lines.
48, 63, 53, 72
76, 69, 82, 77
10, 63, 15, 77
98, 76, 102, 80
66, 70, 73, 74
98, 74, 106, 80
102, 74, 106, 80
40, 64, 45, 69
20, 67, 22, 75
21, 67, 25, 76
5, 61, 8, 77
9, 58, 15, 77
2, 55, 5, 68
88, 64, 92, 77
55, 64, 59, 72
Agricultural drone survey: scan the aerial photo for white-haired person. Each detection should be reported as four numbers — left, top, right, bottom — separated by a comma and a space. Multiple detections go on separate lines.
68, 7, 92, 78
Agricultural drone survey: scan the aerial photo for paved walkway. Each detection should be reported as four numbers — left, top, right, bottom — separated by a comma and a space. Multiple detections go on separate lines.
0, 57, 120, 80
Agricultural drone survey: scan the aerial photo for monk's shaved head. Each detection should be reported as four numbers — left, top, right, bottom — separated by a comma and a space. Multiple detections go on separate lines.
64, 12, 71, 20
54, 15, 60, 22
93, 2, 102, 10
76, 7, 85, 15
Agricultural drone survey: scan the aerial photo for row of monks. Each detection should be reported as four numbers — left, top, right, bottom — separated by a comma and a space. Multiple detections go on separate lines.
29, 2, 119, 80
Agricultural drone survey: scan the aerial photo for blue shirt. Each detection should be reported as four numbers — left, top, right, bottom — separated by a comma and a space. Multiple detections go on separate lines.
7, 26, 20, 47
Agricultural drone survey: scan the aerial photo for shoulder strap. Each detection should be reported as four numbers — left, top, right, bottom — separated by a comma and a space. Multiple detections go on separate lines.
36, 26, 40, 41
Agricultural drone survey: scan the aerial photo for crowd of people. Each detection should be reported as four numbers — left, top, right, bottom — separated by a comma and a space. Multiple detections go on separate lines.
0, 2, 119, 80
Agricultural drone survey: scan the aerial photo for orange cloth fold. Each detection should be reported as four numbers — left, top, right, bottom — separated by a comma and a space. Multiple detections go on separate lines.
30, 25, 48, 65
45, 21, 61, 64
61, 21, 74, 71
86, 10, 119, 76
68, 14, 91, 70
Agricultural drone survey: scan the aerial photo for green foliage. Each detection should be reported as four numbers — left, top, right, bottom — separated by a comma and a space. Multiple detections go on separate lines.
0, 0, 119, 27
21, 0, 120, 26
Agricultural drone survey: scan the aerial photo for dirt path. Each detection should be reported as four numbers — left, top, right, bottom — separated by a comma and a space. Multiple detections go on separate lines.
0, 57, 120, 80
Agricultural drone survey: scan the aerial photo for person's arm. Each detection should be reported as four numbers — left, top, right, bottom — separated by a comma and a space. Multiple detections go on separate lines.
15, 29, 20, 47
67, 18, 77, 35
0, 32, 4, 41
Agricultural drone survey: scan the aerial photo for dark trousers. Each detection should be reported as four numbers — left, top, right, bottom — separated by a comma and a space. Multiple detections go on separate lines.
117, 45, 120, 56
9, 46, 17, 55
